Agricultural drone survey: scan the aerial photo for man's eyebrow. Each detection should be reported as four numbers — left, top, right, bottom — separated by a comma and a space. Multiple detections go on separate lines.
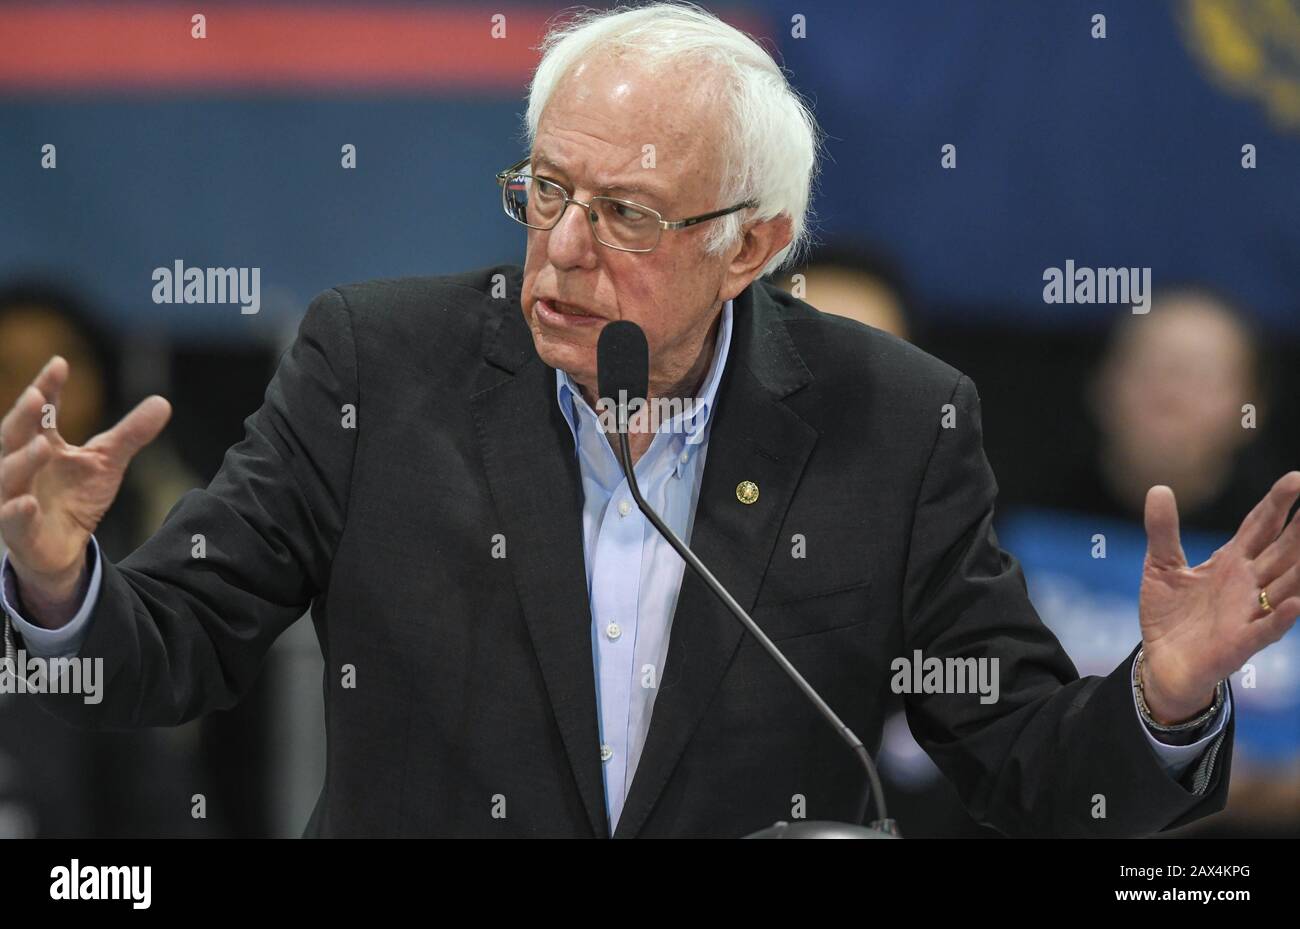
530, 153, 668, 203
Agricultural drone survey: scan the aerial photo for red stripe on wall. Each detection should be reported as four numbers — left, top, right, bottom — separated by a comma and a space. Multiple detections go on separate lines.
0, 3, 551, 92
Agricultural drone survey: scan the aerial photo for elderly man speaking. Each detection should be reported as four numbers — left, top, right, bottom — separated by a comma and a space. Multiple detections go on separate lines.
1, 3, 1297, 839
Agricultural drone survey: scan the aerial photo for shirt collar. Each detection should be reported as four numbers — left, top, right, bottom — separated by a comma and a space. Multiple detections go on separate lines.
555, 297, 734, 460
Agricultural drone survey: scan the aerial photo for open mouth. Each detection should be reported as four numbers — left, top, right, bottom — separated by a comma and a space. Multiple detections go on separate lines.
537, 298, 604, 323
553, 301, 596, 317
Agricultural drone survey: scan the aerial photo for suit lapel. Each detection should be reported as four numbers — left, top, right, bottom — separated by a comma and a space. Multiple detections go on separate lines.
470, 269, 818, 839
470, 269, 609, 838
612, 281, 818, 838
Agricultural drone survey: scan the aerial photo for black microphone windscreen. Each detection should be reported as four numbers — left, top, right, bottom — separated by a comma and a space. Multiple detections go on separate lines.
597, 320, 649, 404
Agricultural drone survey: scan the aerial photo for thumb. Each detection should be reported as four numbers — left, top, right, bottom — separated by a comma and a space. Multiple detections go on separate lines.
101, 395, 173, 469
1144, 484, 1187, 569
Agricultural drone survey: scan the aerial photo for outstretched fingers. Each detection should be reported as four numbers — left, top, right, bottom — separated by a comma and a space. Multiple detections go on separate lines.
0, 356, 70, 458
1252, 493, 1300, 590
98, 395, 173, 470
1231, 471, 1300, 561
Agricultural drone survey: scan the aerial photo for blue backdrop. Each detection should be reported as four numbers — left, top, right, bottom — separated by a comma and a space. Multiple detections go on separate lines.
2, 0, 1297, 342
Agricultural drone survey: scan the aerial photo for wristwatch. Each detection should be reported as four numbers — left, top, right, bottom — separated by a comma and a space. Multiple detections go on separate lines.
1133, 647, 1225, 733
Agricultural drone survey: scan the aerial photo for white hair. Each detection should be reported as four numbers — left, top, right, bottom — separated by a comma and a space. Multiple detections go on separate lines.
523, 2, 822, 277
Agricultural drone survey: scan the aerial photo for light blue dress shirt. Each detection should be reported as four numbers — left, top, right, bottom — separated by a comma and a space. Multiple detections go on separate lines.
554, 298, 734, 833
0, 295, 1230, 833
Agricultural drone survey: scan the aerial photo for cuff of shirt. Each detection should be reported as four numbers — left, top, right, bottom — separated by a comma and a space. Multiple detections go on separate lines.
1, 537, 102, 658
1131, 652, 1232, 783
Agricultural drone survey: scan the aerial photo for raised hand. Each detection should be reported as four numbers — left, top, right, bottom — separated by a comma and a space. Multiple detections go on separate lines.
1138, 473, 1300, 723
0, 355, 171, 627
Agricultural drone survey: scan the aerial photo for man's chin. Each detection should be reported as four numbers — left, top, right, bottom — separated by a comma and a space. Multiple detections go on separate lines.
531, 332, 594, 383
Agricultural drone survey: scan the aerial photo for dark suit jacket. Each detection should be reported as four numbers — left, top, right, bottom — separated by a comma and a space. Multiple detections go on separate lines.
21, 264, 1232, 837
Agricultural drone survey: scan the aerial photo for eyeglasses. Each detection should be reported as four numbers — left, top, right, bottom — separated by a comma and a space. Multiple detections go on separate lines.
494, 156, 758, 253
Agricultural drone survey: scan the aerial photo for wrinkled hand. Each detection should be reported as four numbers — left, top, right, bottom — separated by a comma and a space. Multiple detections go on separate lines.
0, 356, 170, 621
1138, 473, 1300, 723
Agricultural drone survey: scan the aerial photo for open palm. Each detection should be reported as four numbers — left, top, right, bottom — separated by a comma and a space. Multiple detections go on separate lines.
1138, 476, 1300, 721
0, 356, 170, 586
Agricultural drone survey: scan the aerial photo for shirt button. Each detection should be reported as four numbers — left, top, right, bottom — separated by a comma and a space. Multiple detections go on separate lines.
606, 622, 622, 641
600, 744, 614, 762
618, 500, 631, 516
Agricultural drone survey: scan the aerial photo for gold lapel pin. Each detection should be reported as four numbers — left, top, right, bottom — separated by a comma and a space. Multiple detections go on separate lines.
736, 480, 759, 505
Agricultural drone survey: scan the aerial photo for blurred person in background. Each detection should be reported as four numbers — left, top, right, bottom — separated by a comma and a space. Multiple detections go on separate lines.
1069, 286, 1283, 535
0, 280, 230, 837
778, 243, 916, 342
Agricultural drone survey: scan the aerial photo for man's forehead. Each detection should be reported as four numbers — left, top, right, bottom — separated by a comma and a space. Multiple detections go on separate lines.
529, 147, 676, 201
530, 62, 721, 200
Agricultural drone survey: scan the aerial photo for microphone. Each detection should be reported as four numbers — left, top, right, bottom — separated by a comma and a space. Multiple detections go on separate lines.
597, 319, 650, 433
596, 321, 899, 839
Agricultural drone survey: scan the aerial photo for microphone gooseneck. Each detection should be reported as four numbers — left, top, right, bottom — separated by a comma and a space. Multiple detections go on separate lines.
596, 321, 898, 837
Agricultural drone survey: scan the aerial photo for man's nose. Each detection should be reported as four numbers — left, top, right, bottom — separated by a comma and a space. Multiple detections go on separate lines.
546, 199, 600, 270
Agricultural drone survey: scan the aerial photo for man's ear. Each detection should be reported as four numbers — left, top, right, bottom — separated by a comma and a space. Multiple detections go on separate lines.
720, 213, 794, 303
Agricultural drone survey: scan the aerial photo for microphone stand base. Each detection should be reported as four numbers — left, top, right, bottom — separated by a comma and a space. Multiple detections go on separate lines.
746, 819, 901, 839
